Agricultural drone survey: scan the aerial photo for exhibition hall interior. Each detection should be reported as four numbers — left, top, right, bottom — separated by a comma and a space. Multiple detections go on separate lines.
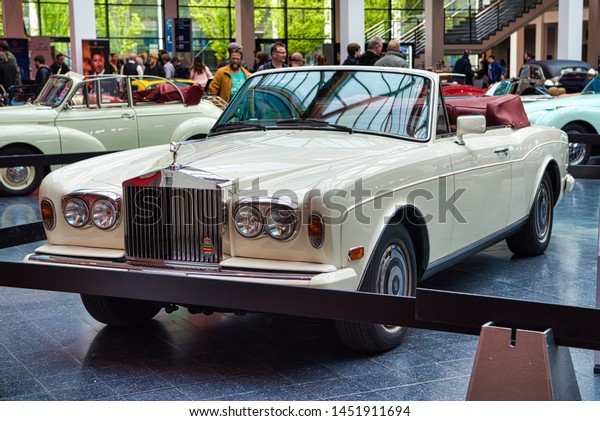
0, 0, 600, 402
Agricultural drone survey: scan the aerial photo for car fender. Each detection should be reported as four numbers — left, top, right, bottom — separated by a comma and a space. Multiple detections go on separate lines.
168, 116, 218, 142
56, 126, 108, 153
0, 125, 62, 154
533, 106, 600, 133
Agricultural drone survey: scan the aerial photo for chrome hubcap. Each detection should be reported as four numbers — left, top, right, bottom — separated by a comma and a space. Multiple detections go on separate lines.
568, 143, 587, 165
376, 244, 411, 333
534, 182, 550, 241
1, 165, 35, 190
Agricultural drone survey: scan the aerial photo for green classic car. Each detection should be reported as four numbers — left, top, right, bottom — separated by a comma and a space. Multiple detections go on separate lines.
523, 73, 600, 165
0, 72, 223, 196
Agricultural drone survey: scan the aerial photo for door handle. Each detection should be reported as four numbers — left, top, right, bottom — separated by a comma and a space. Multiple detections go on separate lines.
121, 113, 135, 120
494, 147, 509, 155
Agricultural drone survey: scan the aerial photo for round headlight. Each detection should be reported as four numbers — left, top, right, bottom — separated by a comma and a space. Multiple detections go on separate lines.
63, 198, 89, 228
265, 208, 296, 240
234, 205, 263, 238
91, 199, 118, 229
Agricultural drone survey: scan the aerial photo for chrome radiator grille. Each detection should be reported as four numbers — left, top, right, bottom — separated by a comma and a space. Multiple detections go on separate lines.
123, 186, 223, 264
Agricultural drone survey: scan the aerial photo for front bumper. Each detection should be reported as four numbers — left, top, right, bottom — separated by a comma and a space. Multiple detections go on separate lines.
25, 250, 358, 291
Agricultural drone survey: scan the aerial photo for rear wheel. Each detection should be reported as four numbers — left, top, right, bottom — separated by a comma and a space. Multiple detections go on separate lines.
81, 294, 161, 326
564, 123, 592, 165
506, 172, 554, 256
335, 224, 416, 353
0, 146, 44, 196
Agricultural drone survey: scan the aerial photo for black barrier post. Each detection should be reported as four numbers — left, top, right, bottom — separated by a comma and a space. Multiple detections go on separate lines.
466, 323, 580, 400
596, 210, 600, 374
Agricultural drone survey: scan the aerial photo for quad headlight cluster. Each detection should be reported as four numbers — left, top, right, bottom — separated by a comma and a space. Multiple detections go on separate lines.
59, 192, 121, 230
233, 199, 298, 241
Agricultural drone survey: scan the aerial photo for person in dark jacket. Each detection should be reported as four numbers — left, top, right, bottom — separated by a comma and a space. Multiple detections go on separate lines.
144, 52, 165, 78
358, 36, 383, 66
453, 49, 474, 85
0, 52, 17, 93
487, 55, 505, 84
342, 42, 361, 65
33, 55, 51, 98
49, 53, 70, 75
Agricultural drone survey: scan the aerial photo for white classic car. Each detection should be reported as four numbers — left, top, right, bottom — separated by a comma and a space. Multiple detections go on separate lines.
0, 72, 223, 196
27, 67, 574, 352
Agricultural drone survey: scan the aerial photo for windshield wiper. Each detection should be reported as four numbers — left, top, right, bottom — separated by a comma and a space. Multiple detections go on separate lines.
210, 121, 267, 135
276, 118, 353, 134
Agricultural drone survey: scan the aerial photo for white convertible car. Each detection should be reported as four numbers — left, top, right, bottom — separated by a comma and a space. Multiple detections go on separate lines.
27, 67, 574, 352
0, 72, 222, 196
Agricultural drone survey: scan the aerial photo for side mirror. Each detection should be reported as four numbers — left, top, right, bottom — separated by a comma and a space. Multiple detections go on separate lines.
456, 114, 486, 145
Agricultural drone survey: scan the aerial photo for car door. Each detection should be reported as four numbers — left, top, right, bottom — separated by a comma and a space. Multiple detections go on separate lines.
131, 81, 198, 147
437, 129, 512, 254
55, 80, 140, 153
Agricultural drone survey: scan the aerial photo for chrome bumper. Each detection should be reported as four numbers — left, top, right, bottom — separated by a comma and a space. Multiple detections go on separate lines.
24, 252, 358, 290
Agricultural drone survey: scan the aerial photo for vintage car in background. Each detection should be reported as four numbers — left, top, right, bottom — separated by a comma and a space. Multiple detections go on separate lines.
439, 73, 486, 97
524, 72, 600, 165
516, 59, 592, 94
131, 77, 194, 91
0, 72, 223, 196
27, 67, 573, 352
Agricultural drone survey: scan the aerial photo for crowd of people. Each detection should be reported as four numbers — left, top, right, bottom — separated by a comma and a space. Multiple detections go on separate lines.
0, 34, 523, 106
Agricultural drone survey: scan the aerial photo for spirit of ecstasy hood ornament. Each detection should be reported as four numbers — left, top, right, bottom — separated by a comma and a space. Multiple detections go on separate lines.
169, 141, 182, 170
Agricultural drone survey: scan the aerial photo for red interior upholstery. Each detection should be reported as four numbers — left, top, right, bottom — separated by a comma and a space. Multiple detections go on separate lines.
445, 94, 530, 132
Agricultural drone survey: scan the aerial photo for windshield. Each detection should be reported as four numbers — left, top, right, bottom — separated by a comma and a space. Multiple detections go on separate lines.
35, 76, 73, 107
214, 69, 433, 141
582, 75, 600, 94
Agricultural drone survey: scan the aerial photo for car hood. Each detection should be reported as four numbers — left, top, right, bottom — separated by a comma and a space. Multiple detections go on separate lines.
0, 103, 56, 123
82, 130, 424, 195
523, 93, 594, 115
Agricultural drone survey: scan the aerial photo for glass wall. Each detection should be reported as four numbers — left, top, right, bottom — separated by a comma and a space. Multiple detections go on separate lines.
365, 0, 424, 42
21, 0, 164, 70
95, 0, 164, 57
179, 0, 333, 69
178, 0, 235, 70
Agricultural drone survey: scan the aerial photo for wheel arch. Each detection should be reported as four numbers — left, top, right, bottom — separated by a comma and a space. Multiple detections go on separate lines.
561, 120, 598, 134
544, 159, 561, 205
358, 205, 429, 287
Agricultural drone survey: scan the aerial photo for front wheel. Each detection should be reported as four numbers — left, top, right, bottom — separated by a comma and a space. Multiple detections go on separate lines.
81, 294, 161, 326
335, 224, 416, 353
0, 146, 45, 196
564, 123, 592, 166
506, 172, 554, 256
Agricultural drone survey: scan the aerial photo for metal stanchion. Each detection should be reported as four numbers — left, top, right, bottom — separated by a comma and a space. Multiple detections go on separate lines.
466, 323, 581, 400
596, 212, 600, 374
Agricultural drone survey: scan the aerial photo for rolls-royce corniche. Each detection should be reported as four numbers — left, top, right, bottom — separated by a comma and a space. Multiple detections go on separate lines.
26, 67, 574, 352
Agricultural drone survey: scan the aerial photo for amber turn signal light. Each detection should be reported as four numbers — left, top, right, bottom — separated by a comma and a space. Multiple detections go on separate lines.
348, 246, 364, 261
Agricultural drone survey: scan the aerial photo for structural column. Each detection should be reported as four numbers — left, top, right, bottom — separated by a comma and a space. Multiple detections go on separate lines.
68, 0, 96, 74
235, 0, 255, 58
338, 0, 364, 63
588, 0, 600, 69
533, 16, 546, 63
424, 0, 444, 70
2, 0, 26, 38
509, 28, 525, 79
557, 0, 583, 60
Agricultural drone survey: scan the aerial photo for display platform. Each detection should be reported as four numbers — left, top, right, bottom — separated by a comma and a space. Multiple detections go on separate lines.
0, 179, 598, 401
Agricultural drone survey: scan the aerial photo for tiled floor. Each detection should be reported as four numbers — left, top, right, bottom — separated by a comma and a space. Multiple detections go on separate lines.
0, 179, 599, 401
